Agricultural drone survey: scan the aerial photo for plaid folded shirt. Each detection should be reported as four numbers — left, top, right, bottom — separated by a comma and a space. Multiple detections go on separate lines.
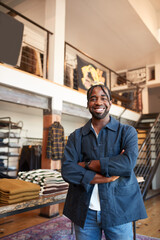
46, 121, 64, 160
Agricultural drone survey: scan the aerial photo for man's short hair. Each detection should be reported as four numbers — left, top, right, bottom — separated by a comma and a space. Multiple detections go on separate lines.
87, 84, 112, 101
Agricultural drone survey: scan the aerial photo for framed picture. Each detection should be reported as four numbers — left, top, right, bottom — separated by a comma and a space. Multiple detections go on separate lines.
77, 55, 107, 91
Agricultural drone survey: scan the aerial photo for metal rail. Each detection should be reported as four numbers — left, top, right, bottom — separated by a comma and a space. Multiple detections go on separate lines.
135, 113, 160, 199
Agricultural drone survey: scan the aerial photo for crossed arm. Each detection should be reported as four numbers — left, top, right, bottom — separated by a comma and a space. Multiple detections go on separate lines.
62, 126, 138, 187
77, 150, 125, 184
78, 160, 119, 184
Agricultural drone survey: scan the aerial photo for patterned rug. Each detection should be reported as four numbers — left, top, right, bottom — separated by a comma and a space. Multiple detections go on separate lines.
1, 215, 160, 240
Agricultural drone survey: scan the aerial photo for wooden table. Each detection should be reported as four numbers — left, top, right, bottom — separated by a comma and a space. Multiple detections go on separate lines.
0, 192, 67, 219
0, 178, 144, 239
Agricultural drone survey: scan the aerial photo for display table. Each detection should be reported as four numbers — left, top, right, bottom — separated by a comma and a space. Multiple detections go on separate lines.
0, 191, 67, 219
0, 177, 144, 240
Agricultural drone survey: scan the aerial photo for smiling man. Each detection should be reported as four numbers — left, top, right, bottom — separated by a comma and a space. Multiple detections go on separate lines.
62, 84, 147, 240
87, 85, 111, 120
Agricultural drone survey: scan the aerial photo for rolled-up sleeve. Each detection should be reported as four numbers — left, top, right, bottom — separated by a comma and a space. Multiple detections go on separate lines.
62, 132, 96, 192
100, 126, 138, 177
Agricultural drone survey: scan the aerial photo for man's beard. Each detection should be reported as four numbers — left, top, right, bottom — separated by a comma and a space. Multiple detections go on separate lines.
89, 108, 109, 119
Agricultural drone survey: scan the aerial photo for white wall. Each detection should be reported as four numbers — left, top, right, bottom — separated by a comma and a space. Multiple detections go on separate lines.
152, 162, 160, 190
149, 87, 160, 113
0, 101, 43, 176
0, 102, 43, 140
61, 114, 88, 136
0, 102, 88, 140
128, 0, 159, 40
148, 87, 160, 189
14, 0, 46, 27
0, 64, 88, 112
0, 100, 89, 176
142, 87, 149, 114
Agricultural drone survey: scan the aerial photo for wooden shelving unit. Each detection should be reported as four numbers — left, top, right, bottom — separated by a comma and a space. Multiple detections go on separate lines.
0, 117, 22, 175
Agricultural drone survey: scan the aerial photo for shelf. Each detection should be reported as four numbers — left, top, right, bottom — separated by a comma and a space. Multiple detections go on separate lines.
0, 153, 20, 157
0, 144, 21, 148
0, 117, 21, 175
0, 167, 17, 172
147, 79, 160, 88
111, 84, 137, 93
0, 120, 22, 130
0, 137, 21, 139
0, 132, 20, 139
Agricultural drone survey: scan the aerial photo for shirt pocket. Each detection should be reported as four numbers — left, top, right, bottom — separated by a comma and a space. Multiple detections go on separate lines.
108, 143, 121, 157
114, 183, 139, 215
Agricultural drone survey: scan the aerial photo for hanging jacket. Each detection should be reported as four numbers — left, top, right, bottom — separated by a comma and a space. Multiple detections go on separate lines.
46, 121, 64, 160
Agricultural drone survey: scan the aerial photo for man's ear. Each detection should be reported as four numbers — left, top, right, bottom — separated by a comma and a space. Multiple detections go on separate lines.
86, 102, 89, 109
109, 100, 112, 106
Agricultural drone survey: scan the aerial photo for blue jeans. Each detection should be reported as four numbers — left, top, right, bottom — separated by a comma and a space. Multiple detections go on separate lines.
74, 209, 133, 240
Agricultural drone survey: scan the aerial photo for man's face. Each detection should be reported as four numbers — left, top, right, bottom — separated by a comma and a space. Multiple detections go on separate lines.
88, 86, 112, 119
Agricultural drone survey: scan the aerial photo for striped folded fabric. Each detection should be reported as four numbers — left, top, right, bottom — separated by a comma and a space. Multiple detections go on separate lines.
17, 169, 68, 195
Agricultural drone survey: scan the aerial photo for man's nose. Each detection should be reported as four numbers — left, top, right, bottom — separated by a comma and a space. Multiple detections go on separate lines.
95, 98, 102, 105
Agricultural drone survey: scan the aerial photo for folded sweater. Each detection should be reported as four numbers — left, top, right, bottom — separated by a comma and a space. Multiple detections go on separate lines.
0, 179, 40, 195
0, 194, 39, 204
0, 191, 40, 199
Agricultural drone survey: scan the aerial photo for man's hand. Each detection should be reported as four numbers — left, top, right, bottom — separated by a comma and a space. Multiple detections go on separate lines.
78, 161, 119, 184
90, 174, 119, 184
78, 162, 86, 168
121, 149, 125, 155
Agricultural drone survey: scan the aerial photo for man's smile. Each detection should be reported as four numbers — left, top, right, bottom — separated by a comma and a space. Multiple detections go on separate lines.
93, 107, 105, 114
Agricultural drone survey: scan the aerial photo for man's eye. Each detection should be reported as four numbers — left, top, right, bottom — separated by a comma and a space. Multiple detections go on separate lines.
90, 97, 96, 102
101, 97, 108, 101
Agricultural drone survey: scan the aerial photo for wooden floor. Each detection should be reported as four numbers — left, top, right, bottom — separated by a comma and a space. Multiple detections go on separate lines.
0, 194, 160, 238
135, 193, 160, 238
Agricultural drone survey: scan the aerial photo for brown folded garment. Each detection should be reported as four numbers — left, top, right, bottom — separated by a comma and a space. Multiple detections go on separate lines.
0, 194, 39, 204
0, 191, 40, 200
0, 179, 40, 194
42, 187, 68, 195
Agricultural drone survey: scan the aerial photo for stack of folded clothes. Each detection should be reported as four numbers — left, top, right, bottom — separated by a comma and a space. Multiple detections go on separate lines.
18, 169, 68, 195
0, 178, 40, 204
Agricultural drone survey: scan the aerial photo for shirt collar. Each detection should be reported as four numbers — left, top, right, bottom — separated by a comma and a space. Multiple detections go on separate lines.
82, 116, 119, 136
52, 121, 61, 127
106, 116, 119, 131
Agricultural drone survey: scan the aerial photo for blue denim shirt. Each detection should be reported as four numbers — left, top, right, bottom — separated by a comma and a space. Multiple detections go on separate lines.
62, 116, 147, 228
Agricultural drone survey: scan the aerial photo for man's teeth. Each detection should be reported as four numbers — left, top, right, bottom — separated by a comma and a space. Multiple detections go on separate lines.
94, 108, 104, 113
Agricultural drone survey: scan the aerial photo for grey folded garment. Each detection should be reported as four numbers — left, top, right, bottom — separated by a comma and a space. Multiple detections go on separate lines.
8, 142, 21, 147
0, 159, 4, 167
0, 132, 19, 138
0, 133, 6, 138
0, 142, 20, 147
0, 142, 5, 147
0, 152, 8, 156
0, 152, 19, 156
